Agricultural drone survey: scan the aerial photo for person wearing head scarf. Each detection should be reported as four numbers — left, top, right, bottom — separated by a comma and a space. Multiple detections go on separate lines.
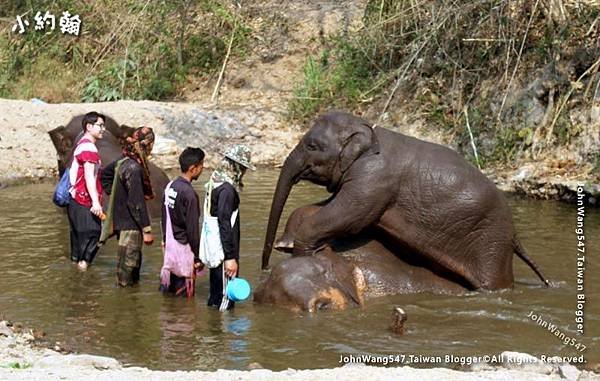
100, 126, 155, 287
202, 144, 255, 311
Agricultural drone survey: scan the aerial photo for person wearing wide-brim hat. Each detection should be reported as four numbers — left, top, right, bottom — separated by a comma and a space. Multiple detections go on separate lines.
201, 144, 254, 311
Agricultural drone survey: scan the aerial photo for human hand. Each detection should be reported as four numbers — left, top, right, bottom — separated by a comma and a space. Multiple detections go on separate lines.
224, 259, 238, 278
90, 203, 103, 217
143, 233, 154, 245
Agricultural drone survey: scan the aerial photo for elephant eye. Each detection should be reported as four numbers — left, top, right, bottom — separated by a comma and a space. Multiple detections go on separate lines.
315, 300, 331, 310
306, 143, 318, 151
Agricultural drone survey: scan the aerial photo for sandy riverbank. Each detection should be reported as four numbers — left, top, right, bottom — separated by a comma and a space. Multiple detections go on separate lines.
0, 98, 301, 186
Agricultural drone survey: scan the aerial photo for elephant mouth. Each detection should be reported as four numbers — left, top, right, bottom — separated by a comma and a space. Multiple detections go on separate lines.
297, 168, 330, 187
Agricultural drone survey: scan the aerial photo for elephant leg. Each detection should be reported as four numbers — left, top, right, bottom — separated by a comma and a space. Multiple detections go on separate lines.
376, 209, 480, 289
293, 183, 391, 256
377, 209, 514, 290
274, 204, 323, 253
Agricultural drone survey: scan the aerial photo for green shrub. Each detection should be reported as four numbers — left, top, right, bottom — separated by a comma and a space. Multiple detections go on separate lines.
288, 36, 378, 122
289, 57, 325, 120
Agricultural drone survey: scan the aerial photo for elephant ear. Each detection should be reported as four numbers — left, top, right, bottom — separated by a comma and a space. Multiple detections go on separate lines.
48, 125, 75, 175
320, 247, 363, 306
339, 122, 380, 173
48, 125, 72, 154
102, 123, 136, 148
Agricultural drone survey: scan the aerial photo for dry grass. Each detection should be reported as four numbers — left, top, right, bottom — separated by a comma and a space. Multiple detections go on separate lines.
296, 0, 600, 164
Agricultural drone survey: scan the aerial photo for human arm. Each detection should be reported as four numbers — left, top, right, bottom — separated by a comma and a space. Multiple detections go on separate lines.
122, 162, 152, 242
215, 185, 240, 277
100, 160, 117, 194
84, 162, 102, 217
223, 259, 238, 278
216, 185, 237, 261
184, 189, 200, 261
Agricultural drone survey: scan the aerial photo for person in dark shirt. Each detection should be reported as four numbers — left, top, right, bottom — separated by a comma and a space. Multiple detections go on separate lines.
159, 147, 205, 297
204, 144, 255, 311
100, 126, 155, 287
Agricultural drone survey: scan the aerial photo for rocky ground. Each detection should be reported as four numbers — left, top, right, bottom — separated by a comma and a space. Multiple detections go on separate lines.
0, 320, 598, 381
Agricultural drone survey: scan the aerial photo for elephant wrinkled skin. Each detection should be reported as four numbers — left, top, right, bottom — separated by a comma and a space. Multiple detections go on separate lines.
48, 114, 170, 217
259, 111, 548, 310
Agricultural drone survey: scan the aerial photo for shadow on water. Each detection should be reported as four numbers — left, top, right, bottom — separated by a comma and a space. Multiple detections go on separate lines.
0, 170, 598, 370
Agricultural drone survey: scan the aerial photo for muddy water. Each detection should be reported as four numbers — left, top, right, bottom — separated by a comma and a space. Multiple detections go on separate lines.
0, 170, 598, 371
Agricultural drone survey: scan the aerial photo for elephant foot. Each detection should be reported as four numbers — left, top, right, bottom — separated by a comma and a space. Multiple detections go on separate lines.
274, 234, 294, 253
390, 307, 407, 334
273, 204, 322, 254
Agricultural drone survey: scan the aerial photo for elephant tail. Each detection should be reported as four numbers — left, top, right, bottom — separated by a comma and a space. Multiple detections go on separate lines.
513, 236, 550, 287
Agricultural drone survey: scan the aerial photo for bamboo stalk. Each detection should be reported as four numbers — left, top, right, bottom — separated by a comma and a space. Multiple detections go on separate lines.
212, 21, 237, 104
380, 10, 452, 119
380, 39, 427, 117
497, 0, 540, 122
464, 107, 481, 169
462, 38, 513, 42
88, 0, 151, 76
545, 56, 600, 145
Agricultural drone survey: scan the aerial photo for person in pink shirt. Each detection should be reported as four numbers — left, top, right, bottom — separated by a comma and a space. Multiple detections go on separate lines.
67, 111, 105, 271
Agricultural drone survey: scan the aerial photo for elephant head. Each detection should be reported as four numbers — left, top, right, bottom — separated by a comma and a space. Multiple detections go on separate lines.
254, 247, 366, 312
48, 114, 168, 216
262, 111, 380, 269
48, 114, 136, 175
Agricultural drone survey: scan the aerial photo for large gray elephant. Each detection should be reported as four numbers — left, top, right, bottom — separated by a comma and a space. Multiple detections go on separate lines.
48, 114, 170, 217
261, 111, 549, 291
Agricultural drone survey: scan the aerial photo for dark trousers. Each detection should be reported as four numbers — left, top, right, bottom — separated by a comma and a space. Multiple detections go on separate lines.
208, 260, 238, 310
159, 273, 190, 296
67, 201, 101, 264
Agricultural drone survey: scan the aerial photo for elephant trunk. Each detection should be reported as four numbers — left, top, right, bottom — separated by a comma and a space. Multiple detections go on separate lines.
262, 147, 303, 269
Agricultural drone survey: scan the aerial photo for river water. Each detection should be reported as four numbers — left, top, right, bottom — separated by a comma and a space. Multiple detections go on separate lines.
0, 170, 598, 370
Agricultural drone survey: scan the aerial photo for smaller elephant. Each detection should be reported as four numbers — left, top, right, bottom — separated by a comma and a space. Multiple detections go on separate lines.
254, 247, 365, 312
254, 206, 466, 312
48, 114, 170, 216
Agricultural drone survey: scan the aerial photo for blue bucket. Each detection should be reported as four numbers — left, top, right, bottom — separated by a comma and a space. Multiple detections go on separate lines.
226, 278, 251, 302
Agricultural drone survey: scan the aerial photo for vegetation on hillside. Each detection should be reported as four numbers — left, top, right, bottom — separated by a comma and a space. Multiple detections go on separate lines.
0, 0, 248, 102
1, 0, 599, 171
289, 0, 600, 167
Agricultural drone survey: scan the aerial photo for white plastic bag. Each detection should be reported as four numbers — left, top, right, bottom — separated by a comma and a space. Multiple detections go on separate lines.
199, 185, 238, 268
